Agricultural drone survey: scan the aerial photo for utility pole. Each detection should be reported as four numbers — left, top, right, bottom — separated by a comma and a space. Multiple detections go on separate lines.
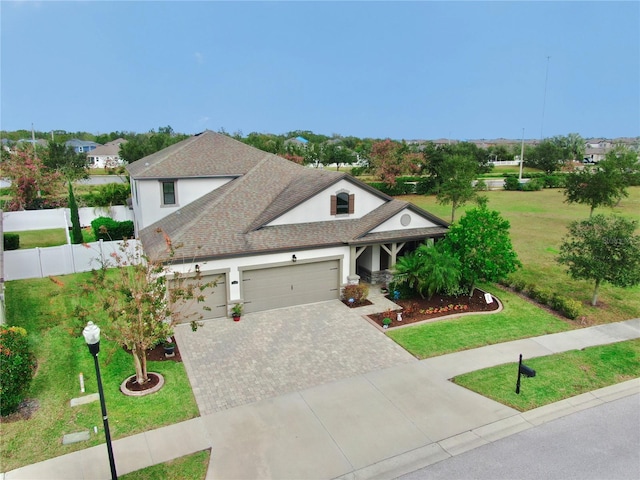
519, 128, 525, 181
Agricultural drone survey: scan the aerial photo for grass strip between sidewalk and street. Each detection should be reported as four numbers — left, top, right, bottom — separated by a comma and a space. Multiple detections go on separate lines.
453, 339, 640, 411
387, 284, 574, 359
119, 449, 210, 480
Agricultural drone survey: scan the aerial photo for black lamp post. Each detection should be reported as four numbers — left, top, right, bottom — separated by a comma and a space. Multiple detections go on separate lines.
83, 321, 118, 480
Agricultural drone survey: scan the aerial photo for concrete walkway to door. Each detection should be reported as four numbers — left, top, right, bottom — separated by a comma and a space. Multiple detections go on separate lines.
174, 291, 415, 415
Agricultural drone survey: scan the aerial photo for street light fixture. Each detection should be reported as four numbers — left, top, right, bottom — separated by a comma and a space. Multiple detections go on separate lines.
82, 321, 118, 480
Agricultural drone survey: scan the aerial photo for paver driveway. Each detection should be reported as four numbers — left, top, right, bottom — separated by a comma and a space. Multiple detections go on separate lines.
174, 293, 416, 415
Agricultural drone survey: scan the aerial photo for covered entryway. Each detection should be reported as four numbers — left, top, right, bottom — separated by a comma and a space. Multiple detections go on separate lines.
171, 273, 227, 321
242, 260, 340, 314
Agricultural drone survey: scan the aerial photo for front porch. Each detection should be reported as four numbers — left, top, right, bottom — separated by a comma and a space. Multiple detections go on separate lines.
351, 239, 434, 284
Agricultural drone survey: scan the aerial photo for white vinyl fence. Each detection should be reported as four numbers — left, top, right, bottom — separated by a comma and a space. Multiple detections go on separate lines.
2, 206, 134, 232
3, 239, 141, 281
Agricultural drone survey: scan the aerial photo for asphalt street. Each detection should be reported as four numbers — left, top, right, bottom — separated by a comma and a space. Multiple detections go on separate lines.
398, 393, 640, 480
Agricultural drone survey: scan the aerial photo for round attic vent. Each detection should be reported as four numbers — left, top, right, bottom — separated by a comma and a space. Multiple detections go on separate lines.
400, 214, 411, 226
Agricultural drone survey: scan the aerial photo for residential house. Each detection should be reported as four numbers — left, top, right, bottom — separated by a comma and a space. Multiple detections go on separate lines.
65, 139, 100, 154
127, 131, 448, 320
86, 138, 127, 168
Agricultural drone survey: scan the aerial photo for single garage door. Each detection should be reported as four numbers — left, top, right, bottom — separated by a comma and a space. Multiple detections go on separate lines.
171, 273, 227, 322
242, 260, 340, 314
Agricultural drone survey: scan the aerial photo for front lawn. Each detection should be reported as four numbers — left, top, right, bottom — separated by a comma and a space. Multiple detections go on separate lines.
1, 272, 200, 472
453, 339, 640, 411
387, 285, 573, 359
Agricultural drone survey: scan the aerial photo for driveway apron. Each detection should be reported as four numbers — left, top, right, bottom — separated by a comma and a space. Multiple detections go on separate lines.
174, 296, 416, 415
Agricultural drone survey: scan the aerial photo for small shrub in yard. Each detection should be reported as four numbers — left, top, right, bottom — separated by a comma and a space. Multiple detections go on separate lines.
0, 326, 36, 416
521, 178, 544, 191
551, 295, 582, 320
529, 285, 554, 304
3, 233, 20, 250
341, 283, 369, 305
504, 176, 520, 191
91, 216, 134, 241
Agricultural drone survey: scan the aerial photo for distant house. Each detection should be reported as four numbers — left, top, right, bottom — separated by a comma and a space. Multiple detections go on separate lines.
285, 136, 309, 147
86, 138, 127, 168
127, 131, 449, 320
65, 139, 100, 154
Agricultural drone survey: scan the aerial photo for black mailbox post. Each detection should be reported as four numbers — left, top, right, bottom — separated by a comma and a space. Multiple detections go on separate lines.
516, 354, 536, 394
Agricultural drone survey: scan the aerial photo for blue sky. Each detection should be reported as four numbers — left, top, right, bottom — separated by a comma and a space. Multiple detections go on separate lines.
1, 1, 638, 140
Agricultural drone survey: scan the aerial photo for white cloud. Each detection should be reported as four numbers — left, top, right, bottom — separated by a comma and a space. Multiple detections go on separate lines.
194, 52, 204, 65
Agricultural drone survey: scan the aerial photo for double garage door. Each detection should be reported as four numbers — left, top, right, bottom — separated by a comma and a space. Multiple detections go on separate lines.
242, 260, 340, 314
171, 273, 227, 322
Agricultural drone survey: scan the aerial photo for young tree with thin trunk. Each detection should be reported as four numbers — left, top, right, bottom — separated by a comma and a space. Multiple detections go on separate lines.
435, 155, 478, 223
78, 231, 220, 385
557, 215, 640, 306
564, 161, 629, 217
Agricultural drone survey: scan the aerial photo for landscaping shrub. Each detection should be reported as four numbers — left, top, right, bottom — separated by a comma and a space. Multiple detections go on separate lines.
91, 217, 134, 241
474, 179, 488, 191
0, 326, 36, 416
504, 176, 520, 191
349, 166, 368, 177
3, 233, 20, 251
84, 183, 131, 207
528, 284, 554, 304
551, 295, 582, 320
341, 283, 370, 305
415, 177, 437, 195
521, 178, 544, 191
366, 181, 415, 196
542, 174, 566, 188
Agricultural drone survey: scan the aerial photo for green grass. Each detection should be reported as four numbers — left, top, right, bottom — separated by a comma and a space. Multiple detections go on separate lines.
1, 272, 200, 471
387, 285, 573, 359
120, 450, 210, 480
14, 228, 68, 248
400, 186, 640, 324
453, 339, 640, 411
9, 227, 96, 248
478, 165, 541, 177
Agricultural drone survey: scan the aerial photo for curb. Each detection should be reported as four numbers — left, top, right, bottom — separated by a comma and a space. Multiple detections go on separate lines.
336, 378, 639, 480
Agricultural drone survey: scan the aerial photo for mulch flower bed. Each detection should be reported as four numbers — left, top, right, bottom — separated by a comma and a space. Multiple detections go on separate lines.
368, 288, 499, 329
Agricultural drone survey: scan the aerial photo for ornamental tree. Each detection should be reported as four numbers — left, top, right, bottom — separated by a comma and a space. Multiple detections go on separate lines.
370, 140, 420, 186
564, 160, 629, 217
435, 154, 478, 223
77, 231, 220, 385
440, 202, 521, 293
2, 148, 62, 210
557, 215, 640, 306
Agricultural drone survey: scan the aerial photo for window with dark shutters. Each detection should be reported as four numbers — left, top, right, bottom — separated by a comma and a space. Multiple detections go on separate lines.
331, 192, 354, 215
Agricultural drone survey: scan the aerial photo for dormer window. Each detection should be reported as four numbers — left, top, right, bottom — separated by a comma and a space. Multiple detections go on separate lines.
331, 191, 354, 215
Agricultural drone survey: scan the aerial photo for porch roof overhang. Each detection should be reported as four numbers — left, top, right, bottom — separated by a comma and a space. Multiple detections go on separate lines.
348, 226, 449, 246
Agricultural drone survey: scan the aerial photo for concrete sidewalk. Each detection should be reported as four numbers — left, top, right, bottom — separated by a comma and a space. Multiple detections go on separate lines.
4, 318, 639, 480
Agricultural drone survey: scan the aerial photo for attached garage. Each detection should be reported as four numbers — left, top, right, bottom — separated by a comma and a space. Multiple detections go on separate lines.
242, 260, 341, 314
171, 273, 228, 322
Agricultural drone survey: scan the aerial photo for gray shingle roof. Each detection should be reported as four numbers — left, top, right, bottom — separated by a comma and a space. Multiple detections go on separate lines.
135, 131, 449, 262
127, 130, 273, 178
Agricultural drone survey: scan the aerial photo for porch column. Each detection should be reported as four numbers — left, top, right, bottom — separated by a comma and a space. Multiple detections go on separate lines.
381, 242, 406, 268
